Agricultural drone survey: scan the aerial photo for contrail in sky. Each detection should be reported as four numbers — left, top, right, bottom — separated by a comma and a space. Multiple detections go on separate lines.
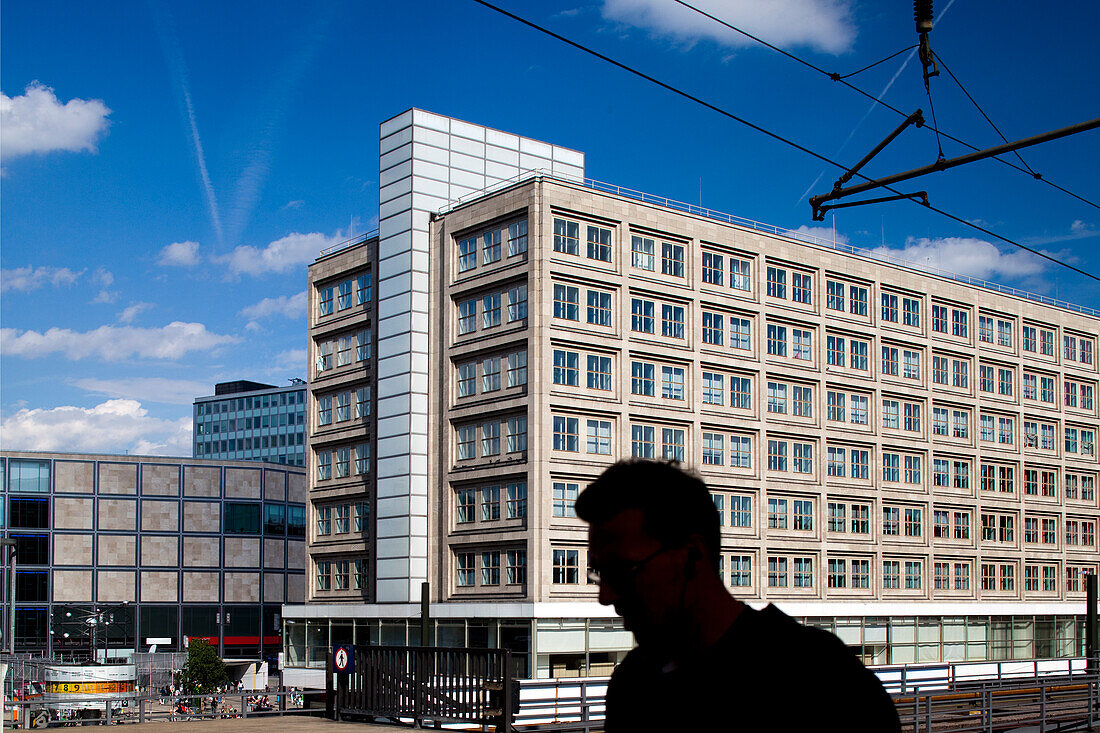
796, 0, 958, 207
151, 3, 223, 245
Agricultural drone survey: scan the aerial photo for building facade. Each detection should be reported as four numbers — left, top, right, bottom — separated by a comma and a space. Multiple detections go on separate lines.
194, 380, 308, 467
283, 109, 1099, 683
0, 451, 306, 662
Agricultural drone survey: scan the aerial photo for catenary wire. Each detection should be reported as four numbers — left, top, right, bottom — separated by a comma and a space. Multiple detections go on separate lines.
935, 52, 1037, 176
838, 45, 918, 80
670, 0, 1100, 211
469, 0, 1100, 284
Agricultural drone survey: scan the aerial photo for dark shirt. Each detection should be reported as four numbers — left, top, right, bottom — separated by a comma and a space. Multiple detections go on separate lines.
605, 604, 901, 732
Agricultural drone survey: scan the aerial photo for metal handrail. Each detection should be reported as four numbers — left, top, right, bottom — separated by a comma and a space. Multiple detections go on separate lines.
438, 169, 1099, 318
318, 229, 380, 258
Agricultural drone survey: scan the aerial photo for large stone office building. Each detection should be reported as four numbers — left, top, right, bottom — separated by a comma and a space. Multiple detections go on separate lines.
0, 451, 307, 661
283, 109, 1099, 683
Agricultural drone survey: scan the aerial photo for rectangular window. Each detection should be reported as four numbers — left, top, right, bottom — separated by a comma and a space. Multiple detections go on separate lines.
730, 555, 752, 587
587, 354, 613, 391
632, 235, 655, 270
702, 252, 724, 285
632, 424, 656, 459
553, 416, 579, 452
507, 220, 528, 256
767, 441, 788, 472
631, 361, 655, 396
883, 561, 900, 589
456, 425, 475, 460
731, 376, 752, 410
881, 293, 898, 322
767, 267, 787, 299
882, 347, 899, 376
661, 242, 685, 277
586, 226, 612, 262
702, 311, 724, 346
456, 552, 475, 587
481, 421, 501, 456
586, 290, 612, 326
661, 304, 685, 339
482, 356, 501, 393
458, 237, 478, 272
661, 366, 685, 400
952, 309, 969, 338
933, 304, 948, 333
507, 550, 527, 585
507, 482, 527, 519
851, 449, 870, 479
850, 340, 869, 370
552, 482, 578, 518
731, 495, 752, 527
903, 297, 920, 327
586, 419, 612, 454
767, 324, 787, 357
792, 272, 813, 304
702, 432, 725, 465
553, 549, 579, 584
554, 350, 580, 387
507, 284, 528, 322
318, 286, 333, 316
730, 435, 752, 468
767, 382, 788, 414
792, 329, 812, 360
507, 416, 528, 453
731, 258, 752, 291
768, 556, 788, 587
554, 219, 579, 255
849, 286, 868, 316
661, 428, 686, 461
730, 318, 751, 350
458, 299, 477, 334
702, 371, 725, 405
553, 285, 579, 321
482, 293, 502, 329
979, 315, 994, 343
631, 298, 655, 334
826, 281, 845, 311
481, 486, 501, 521
508, 350, 528, 387
827, 336, 846, 367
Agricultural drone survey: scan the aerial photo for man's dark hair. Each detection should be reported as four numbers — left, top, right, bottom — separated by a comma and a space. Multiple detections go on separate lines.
576, 460, 721, 573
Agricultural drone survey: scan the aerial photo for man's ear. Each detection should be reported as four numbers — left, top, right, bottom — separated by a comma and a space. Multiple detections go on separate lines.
684, 534, 706, 579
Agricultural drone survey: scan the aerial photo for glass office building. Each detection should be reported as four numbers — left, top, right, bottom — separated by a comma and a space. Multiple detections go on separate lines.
194, 380, 307, 467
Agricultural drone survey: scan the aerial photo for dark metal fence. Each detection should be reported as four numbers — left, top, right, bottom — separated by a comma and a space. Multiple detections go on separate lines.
332, 645, 514, 729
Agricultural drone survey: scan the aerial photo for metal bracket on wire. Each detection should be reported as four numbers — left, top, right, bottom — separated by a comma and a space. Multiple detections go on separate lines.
814, 190, 929, 221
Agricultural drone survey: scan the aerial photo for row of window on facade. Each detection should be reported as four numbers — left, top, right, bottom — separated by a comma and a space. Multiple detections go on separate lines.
315, 329, 371, 374
453, 217, 1097, 369
196, 390, 306, 416
196, 410, 307, 435
456, 287, 1099, 400
315, 444, 371, 482
315, 387, 371, 429
460, 547, 1097, 597
314, 557, 369, 591
314, 501, 370, 538
317, 273, 372, 317
196, 434, 305, 457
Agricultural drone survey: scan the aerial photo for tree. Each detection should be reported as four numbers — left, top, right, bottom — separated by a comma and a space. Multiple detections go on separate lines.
177, 639, 227, 694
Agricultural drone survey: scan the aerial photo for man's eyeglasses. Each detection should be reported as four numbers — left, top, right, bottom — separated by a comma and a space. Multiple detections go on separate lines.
587, 546, 668, 589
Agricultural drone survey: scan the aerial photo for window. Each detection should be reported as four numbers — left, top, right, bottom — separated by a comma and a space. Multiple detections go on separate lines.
506, 550, 527, 585
586, 290, 612, 326
479, 230, 502, 265
631, 425, 656, 459
767, 324, 787, 357
702, 252, 723, 285
905, 561, 922, 590
904, 507, 922, 537
952, 359, 969, 388
456, 553, 475, 587
826, 281, 845, 311
793, 499, 813, 530
881, 293, 899, 322
586, 420, 612, 455
731, 376, 752, 410
702, 371, 724, 405
316, 449, 332, 480
508, 220, 528, 256
933, 407, 948, 436
553, 549, 579, 584
585, 226, 611, 262
850, 339, 869, 370
933, 304, 948, 333
481, 421, 501, 456
458, 299, 477, 335
731, 495, 752, 527
631, 361, 655, 396
793, 557, 814, 587
827, 335, 846, 367
480, 486, 501, 521
586, 355, 612, 391
767, 382, 788, 414
1040, 329, 1055, 356
224, 502, 261, 534
661, 242, 685, 277
792, 272, 812, 304
552, 482, 578, 518
730, 317, 751, 350
979, 315, 994, 343
903, 350, 921, 379
553, 285, 579, 321
934, 562, 949, 590
882, 400, 899, 430
702, 311, 724, 345
793, 385, 813, 418
952, 309, 969, 338
632, 235, 655, 270
356, 329, 371, 362
903, 297, 920, 327
631, 298, 655, 333
318, 286, 333, 316
953, 410, 970, 439
883, 561, 900, 589
701, 433, 724, 465
883, 507, 900, 536
482, 293, 502, 329
661, 366, 685, 400
997, 319, 1013, 347
507, 416, 528, 453
508, 351, 527, 387
882, 347, 899, 376
1023, 325, 1036, 352
998, 368, 1014, 396
851, 450, 870, 480
827, 391, 845, 422
661, 428, 685, 461
335, 392, 350, 422
316, 505, 332, 536
730, 555, 752, 587
315, 561, 331, 591
554, 350, 579, 387
767, 440, 788, 472
792, 329, 812, 360
316, 341, 332, 372
507, 482, 527, 518
334, 447, 350, 478
849, 286, 868, 316
768, 557, 788, 587
730, 435, 752, 468
337, 335, 352, 366
793, 442, 814, 474
554, 219, 579, 255
482, 356, 501, 393
767, 267, 786, 299
456, 425, 476, 460
553, 417, 579, 452
731, 257, 752, 291
1065, 335, 1078, 361
827, 447, 846, 477
851, 559, 870, 588
507, 284, 528, 322
458, 237, 477, 272
661, 304, 685, 339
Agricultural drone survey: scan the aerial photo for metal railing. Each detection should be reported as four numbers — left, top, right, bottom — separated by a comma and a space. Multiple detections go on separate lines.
439, 169, 1099, 317
875, 655, 1090, 695
318, 229, 380, 258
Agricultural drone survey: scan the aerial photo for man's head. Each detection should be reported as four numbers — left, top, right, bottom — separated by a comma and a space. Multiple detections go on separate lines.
576, 460, 721, 643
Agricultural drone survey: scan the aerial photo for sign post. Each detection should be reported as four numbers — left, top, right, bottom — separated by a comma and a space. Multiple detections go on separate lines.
332, 645, 353, 721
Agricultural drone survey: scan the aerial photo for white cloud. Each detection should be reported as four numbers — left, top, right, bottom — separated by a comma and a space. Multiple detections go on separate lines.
91, 289, 119, 304
0, 399, 191, 455
0, 82, 111, 160
789, 224, 849, 245
868, 237, 1046, 280
217, 231, 339, 276
0, 265, 85, 293
73, 377, 211, 405
93, 267, 114, 287
158, 240, 201, 267
117, 302, 154, 324
0, 321, 238, 361
239, 290, 307, 323
1023, 219, 1098, 247
273, 348, 308, 374
600, 0, 856, 55
282, 199, 304, 210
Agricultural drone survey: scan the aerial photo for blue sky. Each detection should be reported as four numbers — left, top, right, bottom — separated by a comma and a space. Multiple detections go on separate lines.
2, 0, 1098, 454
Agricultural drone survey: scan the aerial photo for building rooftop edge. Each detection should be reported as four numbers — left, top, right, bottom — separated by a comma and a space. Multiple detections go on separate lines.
381, 107, 586, 158
0, 449, 306, 469
438, 170, 1099, 320
195, 381, 306, 402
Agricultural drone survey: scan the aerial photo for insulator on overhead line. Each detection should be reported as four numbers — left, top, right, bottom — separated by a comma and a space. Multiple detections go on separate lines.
914, 0, 934, 33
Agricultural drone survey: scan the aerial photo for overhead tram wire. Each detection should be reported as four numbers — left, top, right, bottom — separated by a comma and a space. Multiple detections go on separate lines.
469, 0, 1100, 285
670, 0, 1100, 212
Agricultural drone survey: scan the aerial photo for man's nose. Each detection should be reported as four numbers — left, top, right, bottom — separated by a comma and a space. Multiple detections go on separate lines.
597, 580, 619, 606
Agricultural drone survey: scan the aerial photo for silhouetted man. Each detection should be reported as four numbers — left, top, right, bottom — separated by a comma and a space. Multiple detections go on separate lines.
578, 460, 901, 732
